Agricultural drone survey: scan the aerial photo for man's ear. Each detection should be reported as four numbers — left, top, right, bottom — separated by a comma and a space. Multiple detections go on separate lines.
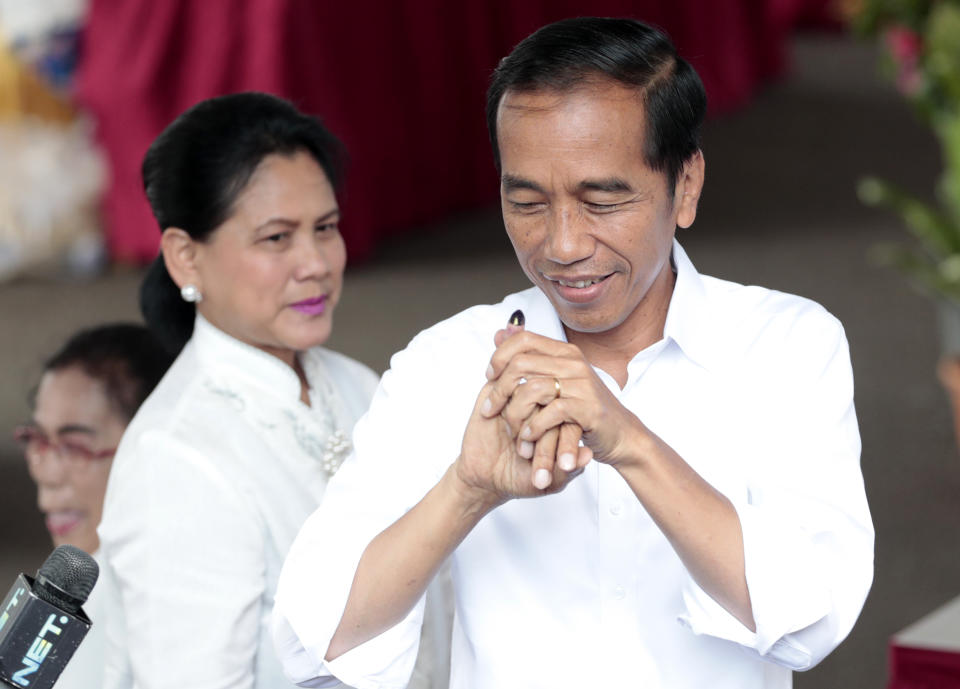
160, 228, 202, 292
675, 150, 705, 230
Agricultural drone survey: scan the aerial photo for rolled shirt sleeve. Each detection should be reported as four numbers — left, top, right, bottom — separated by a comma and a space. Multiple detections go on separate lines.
273, 280, 874, 687
274, 324, 485, 688
272, 446, 431, 689
677, 307, 874, 670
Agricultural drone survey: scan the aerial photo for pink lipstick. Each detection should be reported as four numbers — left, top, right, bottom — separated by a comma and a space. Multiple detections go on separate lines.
291, 296, 327, 316
45, 511, 83, 537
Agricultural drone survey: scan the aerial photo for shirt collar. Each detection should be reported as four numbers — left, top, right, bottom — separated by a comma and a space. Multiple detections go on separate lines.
521, 290, 569, 343
522, 239, 723, 372
191, 314, 302, 401
663, 239, 723, 371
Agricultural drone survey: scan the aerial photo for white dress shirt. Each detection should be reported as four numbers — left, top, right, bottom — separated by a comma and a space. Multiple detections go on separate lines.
98, 315, 379, 689
273, 240, 874, 689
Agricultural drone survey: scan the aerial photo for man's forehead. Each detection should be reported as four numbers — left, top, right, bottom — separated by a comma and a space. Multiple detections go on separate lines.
495, 81, 650, 173
497, 80, 645, 119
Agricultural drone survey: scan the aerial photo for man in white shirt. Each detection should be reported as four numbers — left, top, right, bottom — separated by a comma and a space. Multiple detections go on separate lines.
273, 17, 873, 689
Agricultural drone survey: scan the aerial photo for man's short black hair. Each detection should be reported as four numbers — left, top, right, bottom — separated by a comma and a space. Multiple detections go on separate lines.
486, 17, 707, 194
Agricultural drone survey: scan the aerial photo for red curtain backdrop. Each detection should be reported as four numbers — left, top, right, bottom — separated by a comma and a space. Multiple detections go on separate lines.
76, 0, 827, 264
888, 642, 960, 689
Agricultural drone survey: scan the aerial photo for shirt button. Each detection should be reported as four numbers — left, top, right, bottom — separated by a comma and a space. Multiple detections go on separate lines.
614, 586, 626, 600
609, 503, 622, 516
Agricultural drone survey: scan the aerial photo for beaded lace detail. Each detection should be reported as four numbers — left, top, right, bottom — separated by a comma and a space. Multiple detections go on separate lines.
202, 352, 352, 477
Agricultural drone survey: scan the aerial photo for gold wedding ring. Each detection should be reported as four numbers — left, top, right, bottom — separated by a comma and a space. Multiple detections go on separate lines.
554, 377, 562, 399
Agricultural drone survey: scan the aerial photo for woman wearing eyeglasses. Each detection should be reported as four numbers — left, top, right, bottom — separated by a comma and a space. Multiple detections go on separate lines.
17, 323, 174, 689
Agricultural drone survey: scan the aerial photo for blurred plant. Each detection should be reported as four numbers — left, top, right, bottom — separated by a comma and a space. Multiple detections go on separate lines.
846, 0, 960, 300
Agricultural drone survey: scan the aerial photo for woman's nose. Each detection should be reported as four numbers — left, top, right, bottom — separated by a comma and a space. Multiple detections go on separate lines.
294, 237, 331, 281
27, 450, 68, 488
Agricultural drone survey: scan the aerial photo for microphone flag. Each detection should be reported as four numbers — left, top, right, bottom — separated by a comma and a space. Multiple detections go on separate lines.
0, 546, 97, 689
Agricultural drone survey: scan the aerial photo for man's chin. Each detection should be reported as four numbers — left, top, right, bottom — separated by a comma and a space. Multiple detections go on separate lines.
558, 311, 620, 336
51, 534, 97, 556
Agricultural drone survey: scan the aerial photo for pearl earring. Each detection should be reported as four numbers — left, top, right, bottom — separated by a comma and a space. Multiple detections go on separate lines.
180, 284, 203, 303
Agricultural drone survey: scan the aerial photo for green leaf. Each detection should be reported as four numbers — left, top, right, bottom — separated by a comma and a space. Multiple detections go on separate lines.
858, 176, 960, 255
934, 113, 960, 222
941, 254, 960, 282
870, 241, 960, 301
926, 4, 960, 105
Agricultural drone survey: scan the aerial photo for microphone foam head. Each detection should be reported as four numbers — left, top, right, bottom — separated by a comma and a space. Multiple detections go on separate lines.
35, 545, 99, 613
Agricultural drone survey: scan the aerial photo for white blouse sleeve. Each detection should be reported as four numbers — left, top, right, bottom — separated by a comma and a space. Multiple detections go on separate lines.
101, 430, 267, 689
678, 310, 874, 670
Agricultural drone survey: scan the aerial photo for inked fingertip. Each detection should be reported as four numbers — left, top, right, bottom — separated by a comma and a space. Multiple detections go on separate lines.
508, 309, 525, 327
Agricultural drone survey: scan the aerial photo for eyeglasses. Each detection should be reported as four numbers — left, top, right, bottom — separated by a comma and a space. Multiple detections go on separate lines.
13, 425, 116, 465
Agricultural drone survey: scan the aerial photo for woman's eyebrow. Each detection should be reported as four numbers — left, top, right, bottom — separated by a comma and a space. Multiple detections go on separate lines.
316, 208, 340, 222
254, 217, 298, 232
55, 424, 98, 436
255, 208, 340, 231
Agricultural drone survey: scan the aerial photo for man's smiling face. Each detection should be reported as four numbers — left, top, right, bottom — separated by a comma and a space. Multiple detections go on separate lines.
497, 80, 703, 339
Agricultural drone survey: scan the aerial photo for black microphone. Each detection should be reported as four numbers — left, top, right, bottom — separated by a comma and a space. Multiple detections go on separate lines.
0, 545, 98, 688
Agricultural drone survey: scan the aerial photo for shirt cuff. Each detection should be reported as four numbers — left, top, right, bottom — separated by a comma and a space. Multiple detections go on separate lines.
321, 600, 425, 689
271, 612, 342, 688
677, 501, 832, 670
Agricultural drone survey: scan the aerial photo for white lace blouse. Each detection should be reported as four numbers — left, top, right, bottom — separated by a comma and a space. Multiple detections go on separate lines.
97, 315, 379, 689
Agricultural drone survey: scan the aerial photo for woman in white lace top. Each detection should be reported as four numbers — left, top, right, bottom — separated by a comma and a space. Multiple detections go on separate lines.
96, 93, 381, 689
